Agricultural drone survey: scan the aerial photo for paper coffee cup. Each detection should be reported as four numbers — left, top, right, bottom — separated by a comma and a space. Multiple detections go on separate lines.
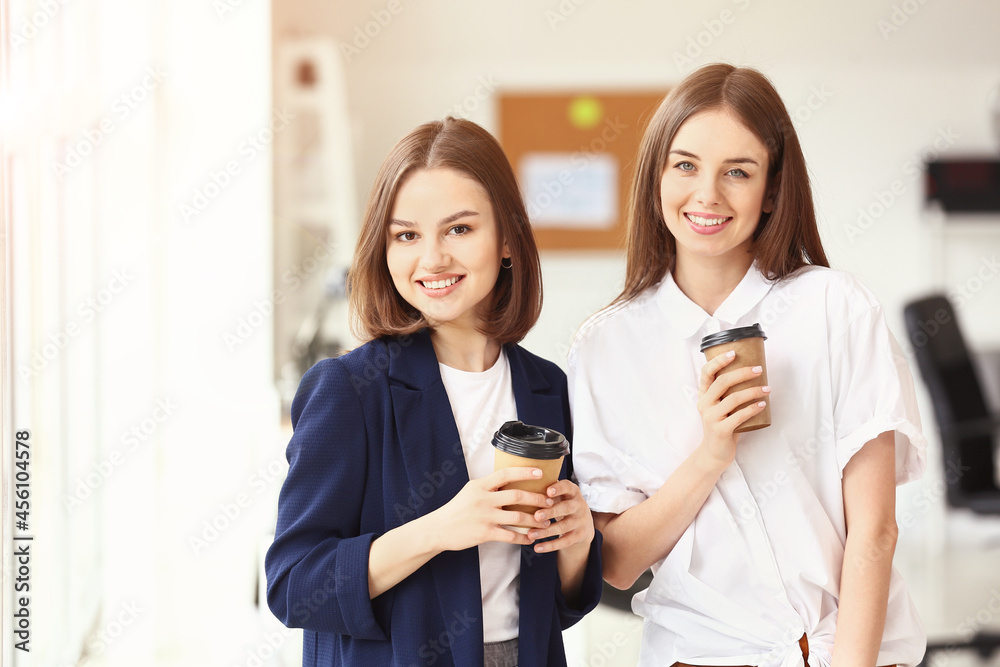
700, 323, 771, 433
492, 421, 569, 533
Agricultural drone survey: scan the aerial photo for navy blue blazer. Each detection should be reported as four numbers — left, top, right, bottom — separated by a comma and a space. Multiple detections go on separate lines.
265, 329, 602, 666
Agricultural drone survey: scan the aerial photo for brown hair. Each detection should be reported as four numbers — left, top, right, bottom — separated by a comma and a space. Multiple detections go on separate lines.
616, 63, 829, 304
348, 117, 542, 344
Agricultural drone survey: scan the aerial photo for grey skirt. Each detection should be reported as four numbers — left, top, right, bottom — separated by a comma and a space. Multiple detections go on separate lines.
483, 638, 518, 667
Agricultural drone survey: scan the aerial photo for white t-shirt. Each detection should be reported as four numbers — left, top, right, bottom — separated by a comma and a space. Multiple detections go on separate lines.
438, 350, 520, 643
569, 264, 927, 667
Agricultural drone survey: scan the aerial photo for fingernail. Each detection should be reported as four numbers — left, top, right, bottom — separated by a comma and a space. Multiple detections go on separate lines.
752, 365, 762, 373
535, 544, 547, 553
535, 511, 545, 520
546, 498, 554, 506
726, 350, 736, 358
761, 385, 771, 393
528, 531, 537, 539
757, 401, 767, 408
532, 469, 543, 477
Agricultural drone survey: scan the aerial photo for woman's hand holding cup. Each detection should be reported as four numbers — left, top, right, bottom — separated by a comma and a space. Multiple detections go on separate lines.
431, 467, 553, 552
697, 349, 771, 466
526, 479, 595, 555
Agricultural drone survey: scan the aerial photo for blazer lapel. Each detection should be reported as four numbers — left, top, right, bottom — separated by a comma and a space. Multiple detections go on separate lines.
507, 345, 566, 663
388, 330, 470, 519
507, 344, 565, 438
388, 329, 485, 666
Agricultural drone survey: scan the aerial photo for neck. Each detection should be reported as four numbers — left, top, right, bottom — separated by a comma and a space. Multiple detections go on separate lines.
672, 249, 754, 316
429, 323, 501, 372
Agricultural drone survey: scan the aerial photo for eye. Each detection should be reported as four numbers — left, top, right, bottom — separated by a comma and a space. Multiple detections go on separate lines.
394, 231, 417, 242
727, 168, 750, 179
674, 161, 695, 172
448, 224, 471, 236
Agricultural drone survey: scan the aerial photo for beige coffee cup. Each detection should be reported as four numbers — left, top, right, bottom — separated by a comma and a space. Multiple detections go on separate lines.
700, 323, 771, 433
492, 421, 569, 533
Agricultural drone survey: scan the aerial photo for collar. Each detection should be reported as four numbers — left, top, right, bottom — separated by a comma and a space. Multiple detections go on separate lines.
655, 263, 774, 340
386, 328, 551, 393
386, 328, 440, 390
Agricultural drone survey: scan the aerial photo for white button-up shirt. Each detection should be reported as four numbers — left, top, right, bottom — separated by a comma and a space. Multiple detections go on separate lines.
569, 264, 927, 667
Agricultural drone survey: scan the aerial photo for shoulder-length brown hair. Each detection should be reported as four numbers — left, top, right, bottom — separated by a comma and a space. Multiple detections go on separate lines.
349, 117, 542, 344
616, 63, 829, 305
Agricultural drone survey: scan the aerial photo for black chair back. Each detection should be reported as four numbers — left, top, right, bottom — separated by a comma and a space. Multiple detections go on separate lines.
903, 295, 999, 508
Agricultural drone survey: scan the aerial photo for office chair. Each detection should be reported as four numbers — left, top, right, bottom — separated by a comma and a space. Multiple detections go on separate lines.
904, 295, 1000, 514
903, 294, 1000, 665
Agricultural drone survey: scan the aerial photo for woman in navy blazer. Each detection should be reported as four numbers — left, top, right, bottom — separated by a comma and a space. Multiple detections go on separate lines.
265, 118, 602, 667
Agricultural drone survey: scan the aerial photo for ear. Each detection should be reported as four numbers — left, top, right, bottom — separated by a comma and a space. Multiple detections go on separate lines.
501, 240, 511, 261
762, 172, 780, 214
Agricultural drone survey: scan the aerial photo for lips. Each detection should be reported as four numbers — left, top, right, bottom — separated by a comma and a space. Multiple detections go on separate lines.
684, 212, 732, 235
421, 276, 460, 290
417, 274, 464, 297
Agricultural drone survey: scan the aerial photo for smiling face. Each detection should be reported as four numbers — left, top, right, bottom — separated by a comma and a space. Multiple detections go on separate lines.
660, 108, 774, 269
386, 168, 509, 332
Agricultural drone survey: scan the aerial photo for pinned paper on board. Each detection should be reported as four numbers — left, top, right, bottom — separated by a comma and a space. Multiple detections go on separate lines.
499, 90, 667, 249
519, 152, 618, 229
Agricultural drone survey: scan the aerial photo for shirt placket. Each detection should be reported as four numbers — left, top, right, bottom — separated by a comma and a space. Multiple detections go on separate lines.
691, 322, 805, 645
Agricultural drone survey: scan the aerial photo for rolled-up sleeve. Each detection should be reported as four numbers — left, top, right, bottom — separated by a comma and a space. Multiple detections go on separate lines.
568, 328, 659, 514
265, 358, 389, 640
830, 304, 927, 486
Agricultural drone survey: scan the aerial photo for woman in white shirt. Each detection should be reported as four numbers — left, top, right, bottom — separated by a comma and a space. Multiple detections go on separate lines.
570, 64, 926, 667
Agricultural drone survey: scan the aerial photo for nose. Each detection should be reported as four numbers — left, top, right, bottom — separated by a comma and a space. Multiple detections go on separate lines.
419, 236, 449, 272
695, 174, 722, 207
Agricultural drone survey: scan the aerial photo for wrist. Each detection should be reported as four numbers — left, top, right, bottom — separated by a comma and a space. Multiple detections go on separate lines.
693, 442, 733, 476
408, 510, 446, 557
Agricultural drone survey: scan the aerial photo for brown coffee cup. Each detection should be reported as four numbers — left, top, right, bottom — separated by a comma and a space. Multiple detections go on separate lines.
700, 324, 771, 433
492, 421, 569, 533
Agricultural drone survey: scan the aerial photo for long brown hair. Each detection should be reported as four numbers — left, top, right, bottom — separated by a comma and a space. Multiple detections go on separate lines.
349, 117, 542, 344
616, 63, 829, 305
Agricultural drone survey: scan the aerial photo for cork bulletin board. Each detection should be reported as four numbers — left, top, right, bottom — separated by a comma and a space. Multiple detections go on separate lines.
499, 91, 668, 250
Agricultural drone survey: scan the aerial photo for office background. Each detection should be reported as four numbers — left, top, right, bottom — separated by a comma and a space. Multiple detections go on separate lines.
2, 0, 1000, 664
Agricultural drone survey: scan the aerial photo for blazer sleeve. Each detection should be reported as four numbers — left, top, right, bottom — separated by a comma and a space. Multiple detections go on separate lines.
265, 357, 389, 640
555, 364, 603, 630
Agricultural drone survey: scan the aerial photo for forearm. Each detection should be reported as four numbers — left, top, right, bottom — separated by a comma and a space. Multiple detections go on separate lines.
832, 523, 897, 667
834, 430, 898, 667
367, 513, 442, 598
556, 538, 591, 604
598, 445, 729, 589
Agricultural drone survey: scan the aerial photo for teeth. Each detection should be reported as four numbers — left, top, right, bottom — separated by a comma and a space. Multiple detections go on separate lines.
422, 276, 459, 289
687, 214, 731, 227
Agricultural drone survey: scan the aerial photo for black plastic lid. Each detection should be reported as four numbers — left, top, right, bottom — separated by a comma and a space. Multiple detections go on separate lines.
491, 421, 569, 460
699, 323, 767, 352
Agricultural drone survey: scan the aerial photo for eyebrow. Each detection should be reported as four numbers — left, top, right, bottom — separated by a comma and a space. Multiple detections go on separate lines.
669, 149, 760, 166
388, 210, 480, 228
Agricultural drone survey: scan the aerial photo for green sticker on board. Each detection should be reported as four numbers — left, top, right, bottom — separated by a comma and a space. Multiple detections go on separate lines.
568, 96, 603, 130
